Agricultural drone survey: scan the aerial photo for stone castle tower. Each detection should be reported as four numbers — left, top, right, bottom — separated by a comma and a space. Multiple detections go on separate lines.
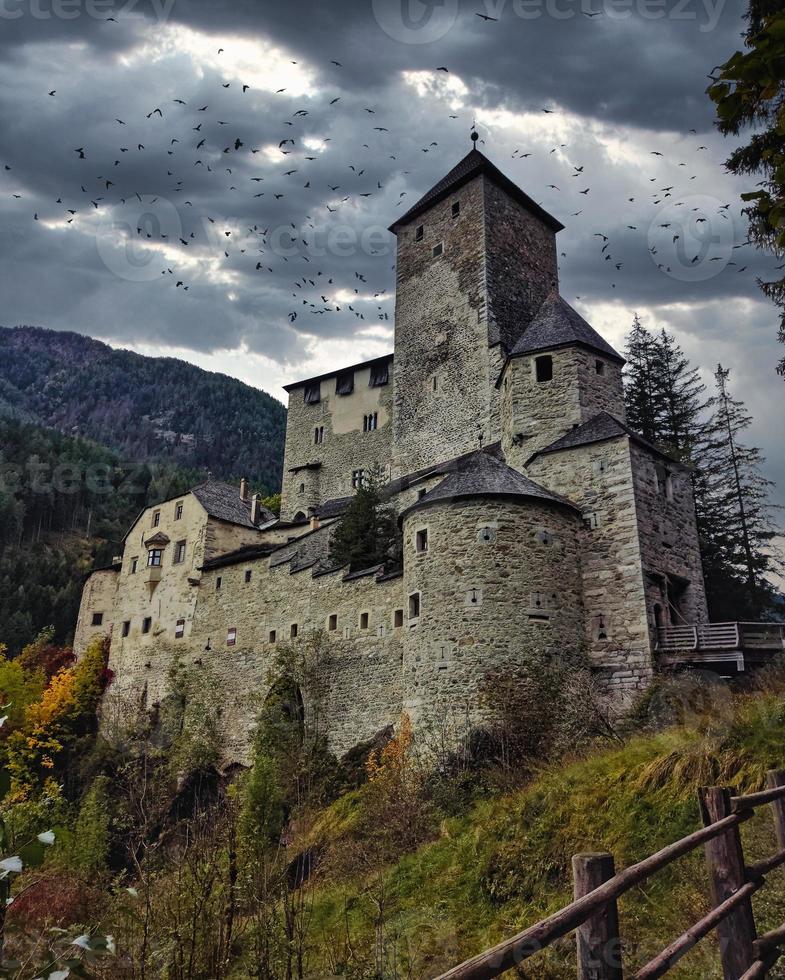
75, 144, 710, 764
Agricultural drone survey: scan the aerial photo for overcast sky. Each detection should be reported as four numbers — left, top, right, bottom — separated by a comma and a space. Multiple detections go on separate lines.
1, 0, 783, 512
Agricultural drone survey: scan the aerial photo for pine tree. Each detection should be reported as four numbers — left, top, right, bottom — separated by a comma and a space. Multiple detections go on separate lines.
329, 466, 401, 573
623, 315, 660, 442
694, 365, 781, 618
653, 328, 709, 464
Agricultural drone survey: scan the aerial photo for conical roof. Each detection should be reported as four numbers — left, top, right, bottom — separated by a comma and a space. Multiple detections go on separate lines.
508, 292, 623, 362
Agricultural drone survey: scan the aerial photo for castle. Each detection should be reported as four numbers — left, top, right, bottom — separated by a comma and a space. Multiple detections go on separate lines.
74, 143, 708, 762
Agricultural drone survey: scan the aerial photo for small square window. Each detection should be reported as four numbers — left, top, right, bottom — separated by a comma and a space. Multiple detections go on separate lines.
130, 557, 138, 574
142, 617, 152, 635
394, 609, 404, 628
91, 612, 103, 627
174, 501, 184, 520
432, 241, 443, 258
408, 592, 421, 620
173, 540, 186, 564
269, 629, 277, 644
328, 614, 338, 631
290, 623, 299, 639
216, 576, 222, 590
415, 528, 429, 553
535, 355, 553, 382
595, 360, 605, 376
227, 627, 237, 647
415, 224, 424, 242
244, 569, 252, 584
175, 619, 185, 639
152, 510, 161, 527
359, 612, 369, 630
122, 620, 131, 638
451, 201, 460, 217
352, 469, 365, 489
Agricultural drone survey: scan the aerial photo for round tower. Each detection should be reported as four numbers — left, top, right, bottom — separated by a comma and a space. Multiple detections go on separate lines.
399, 451, 584, 743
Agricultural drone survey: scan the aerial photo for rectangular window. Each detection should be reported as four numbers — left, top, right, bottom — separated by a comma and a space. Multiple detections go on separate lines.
415, 224, 424, 242
130, 557, 138, 574
216, 576, 222, 590
244, 569, 252, 584
147, 548, 162, 567
432, 241, 443, 258
394, 609, 404, 628
418, 488, 427, 500
91, 612, 103, 626
269, 629, 277, 644
352, 469, 365, 489
363, 412, 378, 432
336, 370, 354, 396
175, 619, 185, 639
122, 620, 131, 638
451, 201, 460, 217
314, 425, 324, 444
290, 623, 298, 639
152, 510, 161, 527
304, 382, 321, 405
415, 528, 429, 553
174, 501, 184, 520
227, 627, 237, 647
142, 617, 152, 634
328, 614, 338, 631
369, 361, 389, 387
595, 359, 605, 376
535, 355, 553, 382
359, 612, 369, 630
408, 592, 421, 620
173, 540, 186, 564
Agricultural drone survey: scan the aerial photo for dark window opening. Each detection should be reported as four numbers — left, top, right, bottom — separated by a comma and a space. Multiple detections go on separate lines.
408, 592, 421, 620
336, 370, 354, 396
269, 630, 277, 644
175, 619, 185, 639
363, 412, 378, 432
359, 612, 369, 630
152, 510, 160, 527
91, 612, 103, 627
352, 469, 365, 489
147, 549, 162, 567
293, 511, 307, 522
418, 487, 427, 500
595, 359, 605, 376
369, 361, 389, 387
451, 201, 460, 217
314, 425, 324, 444
290, 623, 299, 639
304, 382, 321, 405
394, 609, 404, 628
432, 241, 443, 258
130, 557, 138, 574
416, 528, 428, 553
328, 614, 337, 631
535, 355, 553, 382
174, 501, 184, 520
216, 576, 222, 590
415, 224, 424, 241
142, 617, 152, 635
122, 620, 130, 638
173, 540, 186, 564
244, 569, 252, 584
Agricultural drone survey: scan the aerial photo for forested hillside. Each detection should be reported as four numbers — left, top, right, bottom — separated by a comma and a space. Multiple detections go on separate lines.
0, 326, 286, 491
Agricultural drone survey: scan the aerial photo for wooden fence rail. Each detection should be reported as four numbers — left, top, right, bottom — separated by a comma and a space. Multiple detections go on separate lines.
434, 769, 785, 980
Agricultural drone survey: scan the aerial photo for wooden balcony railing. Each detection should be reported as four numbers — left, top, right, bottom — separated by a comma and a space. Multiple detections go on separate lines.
656, 622, 785, 654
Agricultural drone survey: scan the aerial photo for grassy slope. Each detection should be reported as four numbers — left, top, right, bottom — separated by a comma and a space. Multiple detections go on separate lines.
303, 690, 785, 978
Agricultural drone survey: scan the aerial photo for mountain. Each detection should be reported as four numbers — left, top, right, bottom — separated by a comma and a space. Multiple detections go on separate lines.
0, 326, 287, 493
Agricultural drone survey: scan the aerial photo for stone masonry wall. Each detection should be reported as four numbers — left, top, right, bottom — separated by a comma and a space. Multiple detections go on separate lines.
280, 360, 394, 521
401, 497, 585, 742
73, 568, 118, 654
526, 438, 654, 696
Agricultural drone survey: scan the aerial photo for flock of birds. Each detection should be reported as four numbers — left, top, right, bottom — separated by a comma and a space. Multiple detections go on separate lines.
0, 16, 767, 330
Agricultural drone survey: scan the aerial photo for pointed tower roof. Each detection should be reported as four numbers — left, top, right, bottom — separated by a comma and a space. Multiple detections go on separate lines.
389, 147, 564, 233
507, 292, 623, 363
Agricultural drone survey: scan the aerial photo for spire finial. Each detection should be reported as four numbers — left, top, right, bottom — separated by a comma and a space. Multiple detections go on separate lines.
470, 123, 479, 146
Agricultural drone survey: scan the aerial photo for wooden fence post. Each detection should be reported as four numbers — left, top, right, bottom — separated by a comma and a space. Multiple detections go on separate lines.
573, 852, 623, 980
766, 770, 785, 850
698, 786, 756, 979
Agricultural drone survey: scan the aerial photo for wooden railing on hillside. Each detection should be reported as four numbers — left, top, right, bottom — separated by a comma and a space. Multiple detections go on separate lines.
435, 771, 785, 980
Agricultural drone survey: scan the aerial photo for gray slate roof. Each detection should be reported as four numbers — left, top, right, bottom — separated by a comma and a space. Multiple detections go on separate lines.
192, 481, 276, 529
390, 148, 563, 233
400, 449, 579, 520
532, 411, 689, 468
508, 293, 623, 363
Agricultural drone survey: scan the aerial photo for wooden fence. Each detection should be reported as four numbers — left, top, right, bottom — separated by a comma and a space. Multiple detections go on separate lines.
435, 770, 785, 980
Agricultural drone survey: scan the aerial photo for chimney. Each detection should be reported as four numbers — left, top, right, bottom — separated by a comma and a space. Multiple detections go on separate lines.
240, 477, 249, 502
251, 493, 262, 525
310, 515, 320, 531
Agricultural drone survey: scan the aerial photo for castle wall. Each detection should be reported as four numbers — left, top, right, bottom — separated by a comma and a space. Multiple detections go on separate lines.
401, 498, 584, 740
280, 360, 394, 521
392, 174, 492, 474
526, 438, 654, 696
501, 348, 626, 466
629, 443, 708, 628
73, 568, 118, 654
